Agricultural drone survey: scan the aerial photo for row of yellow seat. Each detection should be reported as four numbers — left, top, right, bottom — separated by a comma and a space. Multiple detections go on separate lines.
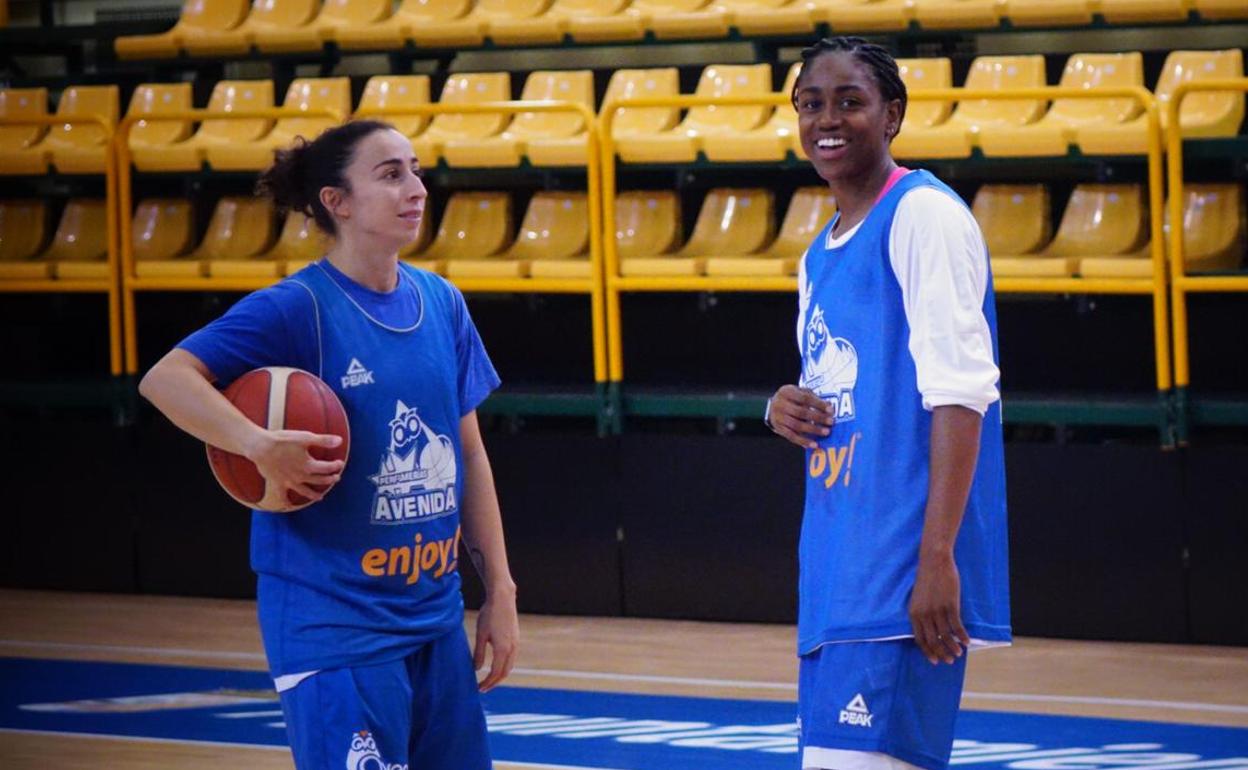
113, 0, 1248, 60
1, 49, 1242, 176
2, 182, 1241, 282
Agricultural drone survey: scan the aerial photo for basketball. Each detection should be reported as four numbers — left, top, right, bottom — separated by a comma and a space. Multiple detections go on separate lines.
206, 367, 350, 512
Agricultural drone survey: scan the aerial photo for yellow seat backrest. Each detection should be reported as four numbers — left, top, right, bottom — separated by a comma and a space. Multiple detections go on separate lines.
953, 56, 1047, 127
509, 70, 595, 139
633, 0, 712, 10
128, 83, 195, 146
45, 199, 109, 262
0, 88, 48, 150
393, 0, 472, 20
770, 187, 837, 257
318, 0, 392, 25
606, 69, 681, 137
508, 193, 589, 260
1181, 183, 1245, 263
681, 64, 774, 134
971, 184, 1051, 256
1155, 49, 1245, 132
198, 80, 275, 143
1045, 184, 1147, 257
1048, 53, 1145, 126
359, 76, 432, 138
179, 0, 251, 31
0, 200, 48, 261
549, 0, 632, 15
195, 196, 275, 260
133, 199, 195, 261
616, 191, 682, 259
475, 0, 553, 18
897, 58, 953, 129
681, 188, 775, 256
246, 0, 319, 28
424, 73, 512, 141
49, 85, 119, 147
275, 78, 352, 140
425, 192, 513, 259
271, 211, 330, 261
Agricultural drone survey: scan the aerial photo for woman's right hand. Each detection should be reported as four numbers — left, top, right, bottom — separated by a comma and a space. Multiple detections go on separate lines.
767, 385, 835, 450
244, 429, 345, 503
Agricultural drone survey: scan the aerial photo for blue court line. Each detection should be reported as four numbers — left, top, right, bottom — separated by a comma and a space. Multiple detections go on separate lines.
2, 658, 1246, 769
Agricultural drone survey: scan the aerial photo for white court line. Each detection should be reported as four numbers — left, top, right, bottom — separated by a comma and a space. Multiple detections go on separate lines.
4, 639, 1248, 716
0, 728, 627, 770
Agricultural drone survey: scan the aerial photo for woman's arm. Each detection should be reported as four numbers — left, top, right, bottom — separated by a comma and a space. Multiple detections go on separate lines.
457, 410, 518, 692
139, 348, 344, 501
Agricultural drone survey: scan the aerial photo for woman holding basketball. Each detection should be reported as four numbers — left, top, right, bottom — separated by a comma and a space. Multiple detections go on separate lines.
140, 120, 516, 769
763, 38, 1011, 770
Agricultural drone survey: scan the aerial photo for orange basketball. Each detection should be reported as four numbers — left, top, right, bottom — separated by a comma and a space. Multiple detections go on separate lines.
207, 367, 351, 512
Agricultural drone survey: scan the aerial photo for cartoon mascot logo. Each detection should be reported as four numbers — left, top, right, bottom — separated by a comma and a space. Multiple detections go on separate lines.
800, 304, 858, 422
368, 401, 458, 524
346, 730, 408, 770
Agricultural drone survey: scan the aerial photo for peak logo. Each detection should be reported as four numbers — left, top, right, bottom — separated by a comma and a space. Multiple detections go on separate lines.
342, 358, 375, 389
838, 693, 873, 728
347, 730, 408, 770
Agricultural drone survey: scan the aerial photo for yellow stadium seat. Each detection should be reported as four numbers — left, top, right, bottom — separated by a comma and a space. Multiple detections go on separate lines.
979, 52, 1144, 158
46, 86, 120, 174
0, 88, 49, 175
131, 199, 196, 266
410, 73, 511, 168
604, 68, 682, 149
46, 200, 110, 280
255, 0, 391, 52
443, 71, 594, 168
449, 192, 588, 279
214, 209, 324, 277
616, 64, 772, 163
183, 0, 320, 57
706, 186, 835, 275
647, 0, 815, 39
1081, 184, 1245, 278
623, 188, 774, 276
889, 58, 953, 159
126, 83, 194, 167
1194, 0, 1248, 19
409, 0, 549, 47
814, 0, 914, 32
1078, 49, 1244, 156
911, 0, 1001, 29
893, 55, 1046, 160
335, 0, 470, 49
419, 192, 513, 276
1099, 0, 1192, 23
358, 76, 432, 140
0, 200, 50, 280
115, 0, 250, 59
566, 0, 713, 42
1000, 0, 1094, 25
993, 185, 1147, 278
615, 190, 683, 267
138, 197, 274, 278
971, 185, 1052, 262
205, 78, 349, 171
489, 0, 631, 44
703, 62, 801, 162
132, 80, 274, 172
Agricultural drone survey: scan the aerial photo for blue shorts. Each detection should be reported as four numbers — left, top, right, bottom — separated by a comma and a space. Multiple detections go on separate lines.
798, 639, 967, 770
277, 628, 490, 770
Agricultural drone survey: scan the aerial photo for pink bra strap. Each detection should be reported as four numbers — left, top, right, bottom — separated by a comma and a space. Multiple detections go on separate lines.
874, 166, 911, 205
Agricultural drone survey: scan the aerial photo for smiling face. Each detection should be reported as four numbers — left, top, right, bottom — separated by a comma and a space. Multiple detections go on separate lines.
794, 51, 902, 186
319, 128, 427, 249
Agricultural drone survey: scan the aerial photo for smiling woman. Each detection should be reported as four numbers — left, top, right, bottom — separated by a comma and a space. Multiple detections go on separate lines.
134, 118, 521, 770
764, 37, 1010, 770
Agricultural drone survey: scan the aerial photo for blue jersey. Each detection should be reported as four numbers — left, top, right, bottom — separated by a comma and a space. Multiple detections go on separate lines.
179, 260, 500, 677
796, 171, 1011, 655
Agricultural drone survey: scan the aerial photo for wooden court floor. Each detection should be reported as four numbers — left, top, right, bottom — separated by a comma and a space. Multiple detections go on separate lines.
1, 589, 1246, 769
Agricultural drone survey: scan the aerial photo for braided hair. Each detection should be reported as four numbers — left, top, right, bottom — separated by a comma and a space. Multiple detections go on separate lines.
791, 37, 908, 136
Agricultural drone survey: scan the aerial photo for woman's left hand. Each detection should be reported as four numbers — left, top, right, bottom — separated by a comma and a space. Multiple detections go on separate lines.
908, 550, 970, 665
474, 587, 519, 692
